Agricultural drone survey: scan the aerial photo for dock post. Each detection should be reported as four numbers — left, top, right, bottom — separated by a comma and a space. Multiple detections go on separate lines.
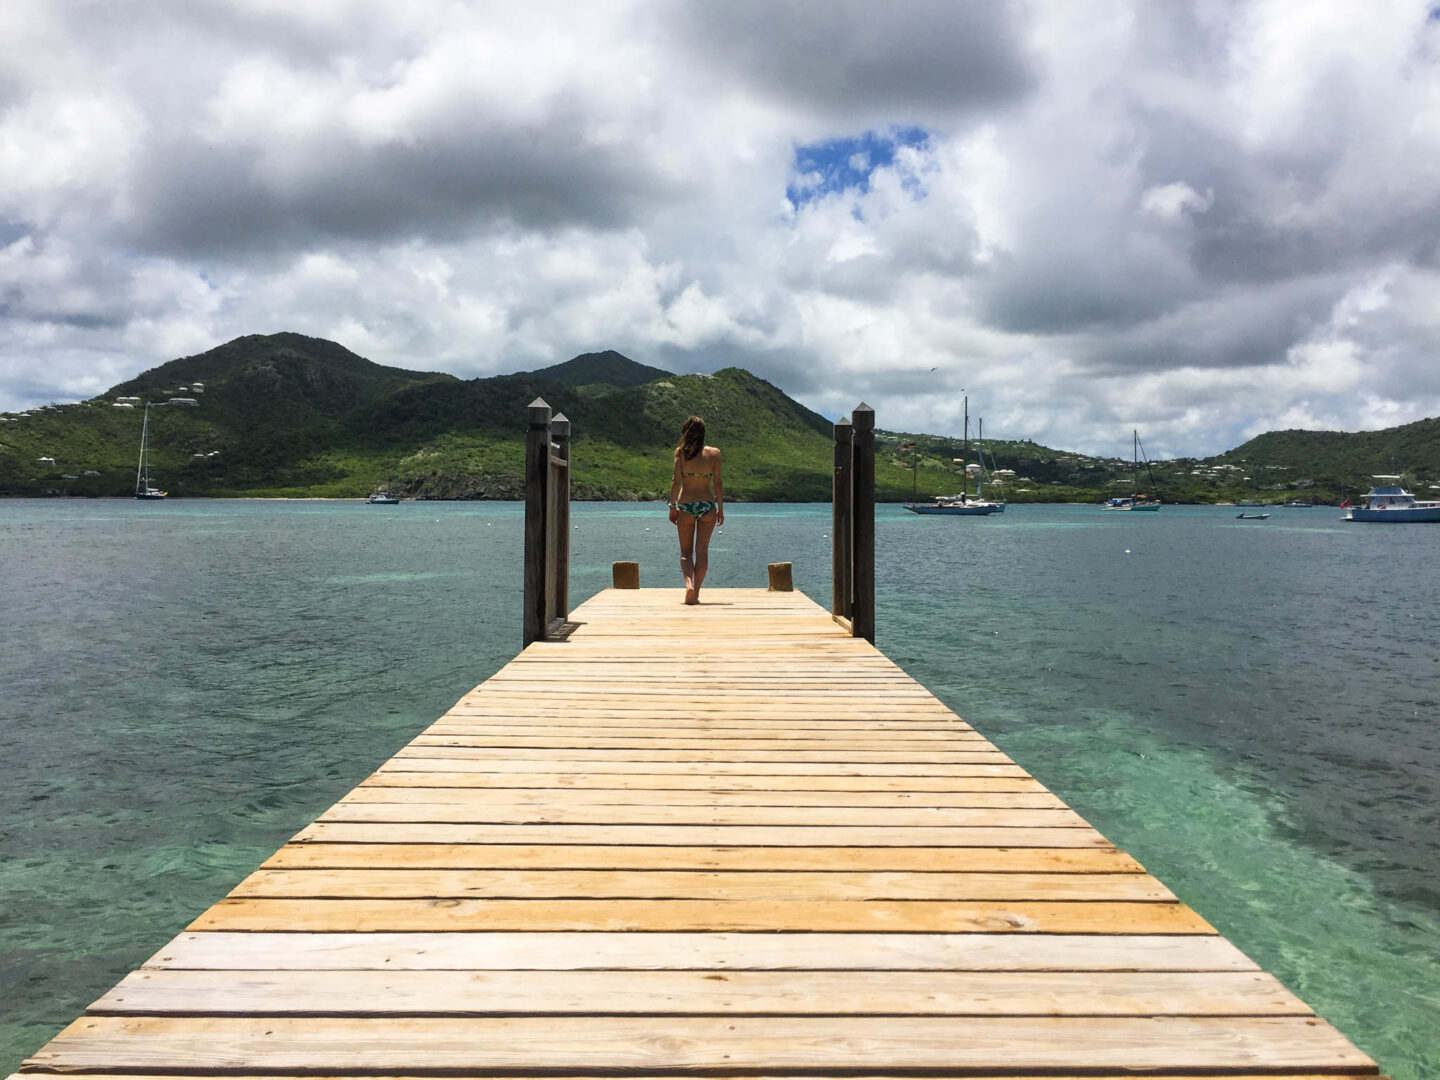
523, 398, 551, 647
550, 412, 571, 628
832, 418, 853, 622
851, 402, 876, 644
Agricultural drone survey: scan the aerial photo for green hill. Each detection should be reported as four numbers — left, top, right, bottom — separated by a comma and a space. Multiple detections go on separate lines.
513, 350, 672, 389
0, 334, 918, 500
1208, 420, 1440, 500
4, 332, 1437, 503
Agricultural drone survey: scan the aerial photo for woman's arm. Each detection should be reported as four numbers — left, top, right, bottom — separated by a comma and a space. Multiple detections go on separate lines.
669, 457, 681, 523
711, 448, 724, 524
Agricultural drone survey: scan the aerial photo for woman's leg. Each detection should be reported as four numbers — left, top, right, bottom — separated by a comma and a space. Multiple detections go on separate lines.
692, 513, 718, 597
675, 514, 698, 603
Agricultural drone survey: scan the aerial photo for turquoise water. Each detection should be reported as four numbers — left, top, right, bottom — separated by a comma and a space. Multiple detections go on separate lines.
1, 499, 1436, 1077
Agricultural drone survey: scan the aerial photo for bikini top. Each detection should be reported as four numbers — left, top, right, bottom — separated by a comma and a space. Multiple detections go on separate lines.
680, 470, 712, 477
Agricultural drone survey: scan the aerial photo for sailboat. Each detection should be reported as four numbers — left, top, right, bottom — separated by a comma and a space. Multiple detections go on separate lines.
1103, 430, 1161, 511
904, 397, 1002, 516
134, 403, 166, 500
367, 473, 401, 503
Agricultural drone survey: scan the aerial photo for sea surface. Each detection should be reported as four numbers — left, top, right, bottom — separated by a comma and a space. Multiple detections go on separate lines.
1, 499, 1437, 1078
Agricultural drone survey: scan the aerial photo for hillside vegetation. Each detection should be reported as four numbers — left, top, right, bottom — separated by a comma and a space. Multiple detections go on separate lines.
3, 332, 1437, 503
0, 334, 905, 500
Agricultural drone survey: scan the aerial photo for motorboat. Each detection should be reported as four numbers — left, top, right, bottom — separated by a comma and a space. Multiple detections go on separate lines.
1343, 478, 1440, 522
1235, 512, 1270, 520
367, 490, 400, 505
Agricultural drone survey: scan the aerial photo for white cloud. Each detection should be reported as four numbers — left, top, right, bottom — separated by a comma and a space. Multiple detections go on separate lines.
2, 0, 1440, 459
1140, 182, 1215, 222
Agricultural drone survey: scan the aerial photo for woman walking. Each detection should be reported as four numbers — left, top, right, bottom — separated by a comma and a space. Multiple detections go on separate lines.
668, 415, 724, 605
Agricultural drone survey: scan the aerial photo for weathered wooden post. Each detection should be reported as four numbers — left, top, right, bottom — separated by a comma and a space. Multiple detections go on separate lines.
767, 562, 793, 591
832, 417, 853, 623
549, 412, 571, 627
612, 561, 640, 588
851, 403, 876, 644
523, 398, 552, 647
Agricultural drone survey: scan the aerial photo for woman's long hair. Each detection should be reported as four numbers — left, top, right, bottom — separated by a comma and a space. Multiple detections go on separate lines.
676, 415, 706, 462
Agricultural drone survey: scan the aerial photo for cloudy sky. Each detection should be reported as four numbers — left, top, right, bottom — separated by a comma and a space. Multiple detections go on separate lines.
3, 0, 1440, 457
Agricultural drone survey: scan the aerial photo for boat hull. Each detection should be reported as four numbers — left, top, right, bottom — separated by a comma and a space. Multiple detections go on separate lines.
1345, 506, 1440, 522
905, 503, 999, 516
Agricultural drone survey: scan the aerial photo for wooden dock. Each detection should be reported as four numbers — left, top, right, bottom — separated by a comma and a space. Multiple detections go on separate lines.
14, 587, 1376, 1079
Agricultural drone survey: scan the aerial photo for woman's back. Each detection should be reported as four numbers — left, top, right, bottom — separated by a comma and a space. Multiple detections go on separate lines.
676, 448, 717, 497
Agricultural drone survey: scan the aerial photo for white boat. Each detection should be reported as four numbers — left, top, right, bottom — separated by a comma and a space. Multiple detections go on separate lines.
1343, 477, 1440, 522
906, 494, 1002, 516
1102, 430, 1161, 510
367, 491, 400, 505
903, 396, 1003, 517
1235, 512, 1270, 520
134, 403, 166, 500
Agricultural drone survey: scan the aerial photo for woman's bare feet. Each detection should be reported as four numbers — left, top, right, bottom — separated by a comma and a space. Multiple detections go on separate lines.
684, 586, 698, 605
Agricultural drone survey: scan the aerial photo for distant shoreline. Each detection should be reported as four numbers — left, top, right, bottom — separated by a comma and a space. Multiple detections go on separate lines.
0, 494, 1335, 507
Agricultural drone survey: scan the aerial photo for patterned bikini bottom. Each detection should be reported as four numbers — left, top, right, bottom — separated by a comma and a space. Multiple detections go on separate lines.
675, 500, 718, 519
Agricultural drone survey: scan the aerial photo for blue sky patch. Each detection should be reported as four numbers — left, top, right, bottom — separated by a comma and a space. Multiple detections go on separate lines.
787, 127, 931, 209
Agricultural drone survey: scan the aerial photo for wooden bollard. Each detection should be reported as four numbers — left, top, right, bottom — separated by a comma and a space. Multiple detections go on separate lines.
612, 561, 640, 589
767, 562, 793, 591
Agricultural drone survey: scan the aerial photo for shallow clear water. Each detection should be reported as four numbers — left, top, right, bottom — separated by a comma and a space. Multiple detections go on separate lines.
1, 500, 1436, 1078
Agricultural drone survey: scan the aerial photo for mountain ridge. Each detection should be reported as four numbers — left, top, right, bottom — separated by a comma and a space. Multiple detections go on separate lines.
2, 332, 1437, 502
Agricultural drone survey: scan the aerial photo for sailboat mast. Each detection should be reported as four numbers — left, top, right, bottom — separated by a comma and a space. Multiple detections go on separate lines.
962, 396, 969, 502
978, 418, 984, 499
136, 404, 150, 495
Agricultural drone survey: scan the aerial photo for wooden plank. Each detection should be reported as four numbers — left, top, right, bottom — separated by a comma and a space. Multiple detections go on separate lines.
230, 868, 1175, 901
29, 1015, 1376, 1072
261, 843, 1143, 873
424, 720, 979, 736
292, 822, 1107, 846
371, 764, 1035, 784
344, 785, 1064, 807
146, 930, 1262, 971
92, 969, 1306, 1017
316, 802, 1089, 827
411, 734, 995, 750
393, 746, 1015, 763
382, 756, 1030, 776
365, 769, 1038, 790
190, 897, 1212, 933
13, 1075, 1375, 1080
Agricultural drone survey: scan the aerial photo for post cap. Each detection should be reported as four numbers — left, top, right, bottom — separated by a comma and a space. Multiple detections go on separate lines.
528, 398, 552, 425
851, 403, 874, 429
